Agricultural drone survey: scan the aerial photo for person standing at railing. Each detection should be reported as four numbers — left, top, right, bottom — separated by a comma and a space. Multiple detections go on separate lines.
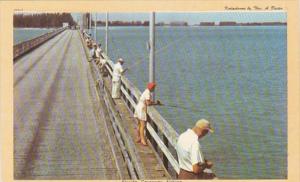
91, 43, 100, 63
82, 30, 86, 38
176, 119, 216, 179
134, 82, 161, 146
88, 42, 95, 62
99, 56, 107, 75
111, 58, 127, 99
94, 43, 103, 66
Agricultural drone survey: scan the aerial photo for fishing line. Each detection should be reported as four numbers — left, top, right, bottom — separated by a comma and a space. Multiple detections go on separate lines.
110, 33, 122, 60
126, 34, 189, 71
105, 29, 189, 72
159, 103, 246, 116
158, 103, 204, 113
155, 35, 189, 56
108, 31, 146, 73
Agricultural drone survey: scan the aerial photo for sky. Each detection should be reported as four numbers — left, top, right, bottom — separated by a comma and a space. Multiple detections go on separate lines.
72, 12, 286, 24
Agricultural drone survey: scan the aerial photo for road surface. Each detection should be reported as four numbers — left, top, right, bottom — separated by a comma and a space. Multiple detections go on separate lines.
14, 30, 128, 179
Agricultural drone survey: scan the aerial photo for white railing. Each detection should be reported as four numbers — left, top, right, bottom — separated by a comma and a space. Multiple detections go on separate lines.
13, 27, 67, 60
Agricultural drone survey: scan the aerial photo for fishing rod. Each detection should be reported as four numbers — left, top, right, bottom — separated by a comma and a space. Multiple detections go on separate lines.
158, 102, 244, 116
123, 35, 190, 71
156, 102, 204, 113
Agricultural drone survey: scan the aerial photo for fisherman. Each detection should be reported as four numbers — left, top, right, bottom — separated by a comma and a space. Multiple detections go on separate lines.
86, 36, 93, 49
111, 58, 127, 99
85, 36, 90, 45
94, 43, 102, 65
83, 30, 87, 38
88, 42, 95, 62
99, 57, 107, 74
133, 82, 161, 146
176, 119, 216, 179
92, 43, 100, 64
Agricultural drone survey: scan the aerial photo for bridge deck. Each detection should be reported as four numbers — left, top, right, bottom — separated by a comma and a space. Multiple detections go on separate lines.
14, 30, 130, 179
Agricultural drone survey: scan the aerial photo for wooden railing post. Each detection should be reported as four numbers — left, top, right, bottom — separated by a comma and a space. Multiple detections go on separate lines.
163, 135, 169, 169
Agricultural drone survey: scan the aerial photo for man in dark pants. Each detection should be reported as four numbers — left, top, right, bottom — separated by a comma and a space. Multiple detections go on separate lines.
176, 119, 216, 179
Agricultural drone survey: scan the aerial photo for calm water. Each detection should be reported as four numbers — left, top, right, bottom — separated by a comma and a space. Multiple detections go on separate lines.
15, 26, 287, 179
14, 28, 54, 45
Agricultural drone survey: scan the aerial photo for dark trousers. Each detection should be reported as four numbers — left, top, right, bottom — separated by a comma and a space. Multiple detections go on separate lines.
178, 168, 216, 180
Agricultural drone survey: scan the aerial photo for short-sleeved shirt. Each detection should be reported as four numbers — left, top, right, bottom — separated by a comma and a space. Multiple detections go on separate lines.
89, 48, 94, 58
133, 89, 151, 121
95, 47, 101, 58
177, 129, 205, 172
112, 62, 124, 82
139, 89, 151, 105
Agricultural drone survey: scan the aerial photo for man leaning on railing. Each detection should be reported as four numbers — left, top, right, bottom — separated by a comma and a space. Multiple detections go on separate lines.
111, 58, 127, 99
176, 119, 216, 179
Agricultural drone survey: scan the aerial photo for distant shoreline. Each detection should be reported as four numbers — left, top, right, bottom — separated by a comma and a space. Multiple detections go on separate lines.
14, 24, 287, 28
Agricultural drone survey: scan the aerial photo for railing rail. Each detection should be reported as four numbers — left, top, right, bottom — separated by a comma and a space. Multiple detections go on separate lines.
13, 27, 67, 60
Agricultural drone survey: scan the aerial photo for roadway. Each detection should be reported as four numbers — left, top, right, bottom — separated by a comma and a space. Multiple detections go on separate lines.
13, 30, 129, 179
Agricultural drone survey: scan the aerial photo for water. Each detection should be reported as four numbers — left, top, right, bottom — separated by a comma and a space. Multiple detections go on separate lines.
92, 26, 287, 179
14, 28, 54, 45
15, 26, 287, 179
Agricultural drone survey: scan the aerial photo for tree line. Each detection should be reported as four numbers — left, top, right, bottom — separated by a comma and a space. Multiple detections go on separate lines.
14, 13, 76, 28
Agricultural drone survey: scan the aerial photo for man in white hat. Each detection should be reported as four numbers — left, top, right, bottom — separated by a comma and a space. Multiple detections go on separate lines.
111, 58, 127, 99
88, 42, 95, 62
98, 44, 107, 73
176, 119, 215, 179
92, 43, 102, 65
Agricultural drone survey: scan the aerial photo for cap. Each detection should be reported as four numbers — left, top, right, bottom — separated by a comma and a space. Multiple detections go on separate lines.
147, 82, 156, 90
118, 58, 124, 63
195, 119, 214, 133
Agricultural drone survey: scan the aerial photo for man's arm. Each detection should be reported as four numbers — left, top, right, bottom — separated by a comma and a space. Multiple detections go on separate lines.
191, 141, 206, 174
146, 99, 162, 106
145, 99, 156, 106
192, 162, 206, 174
121, 68, 128, 74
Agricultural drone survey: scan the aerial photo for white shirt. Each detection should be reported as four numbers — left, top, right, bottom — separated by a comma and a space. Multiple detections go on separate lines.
95, 47, 101, 58
138, 89, 151, 105
100, 58, 107, 65
177, 129, 205, 172
133, 89, 151, 121
112, 62, 124, 82
89, 48, 94, 58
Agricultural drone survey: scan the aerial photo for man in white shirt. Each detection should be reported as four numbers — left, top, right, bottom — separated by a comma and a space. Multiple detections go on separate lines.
88, 42, 95, 62
176, 119, 215, 179
111, 58, 127, 99
92, 43, 101, 64
99, 57, 107, 74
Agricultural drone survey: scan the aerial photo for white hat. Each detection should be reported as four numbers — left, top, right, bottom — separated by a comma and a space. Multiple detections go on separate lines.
195, 119, 214, 133
118, 58, 124, 62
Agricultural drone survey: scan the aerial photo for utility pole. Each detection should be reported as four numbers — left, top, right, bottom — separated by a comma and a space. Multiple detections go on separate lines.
149, 12, 155, 99
89, 13, 92, 34
94, 13, 97, 42
106, 12, 109, 55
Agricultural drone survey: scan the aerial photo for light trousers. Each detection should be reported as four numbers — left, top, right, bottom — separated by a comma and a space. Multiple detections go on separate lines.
112, 80, 121, 98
